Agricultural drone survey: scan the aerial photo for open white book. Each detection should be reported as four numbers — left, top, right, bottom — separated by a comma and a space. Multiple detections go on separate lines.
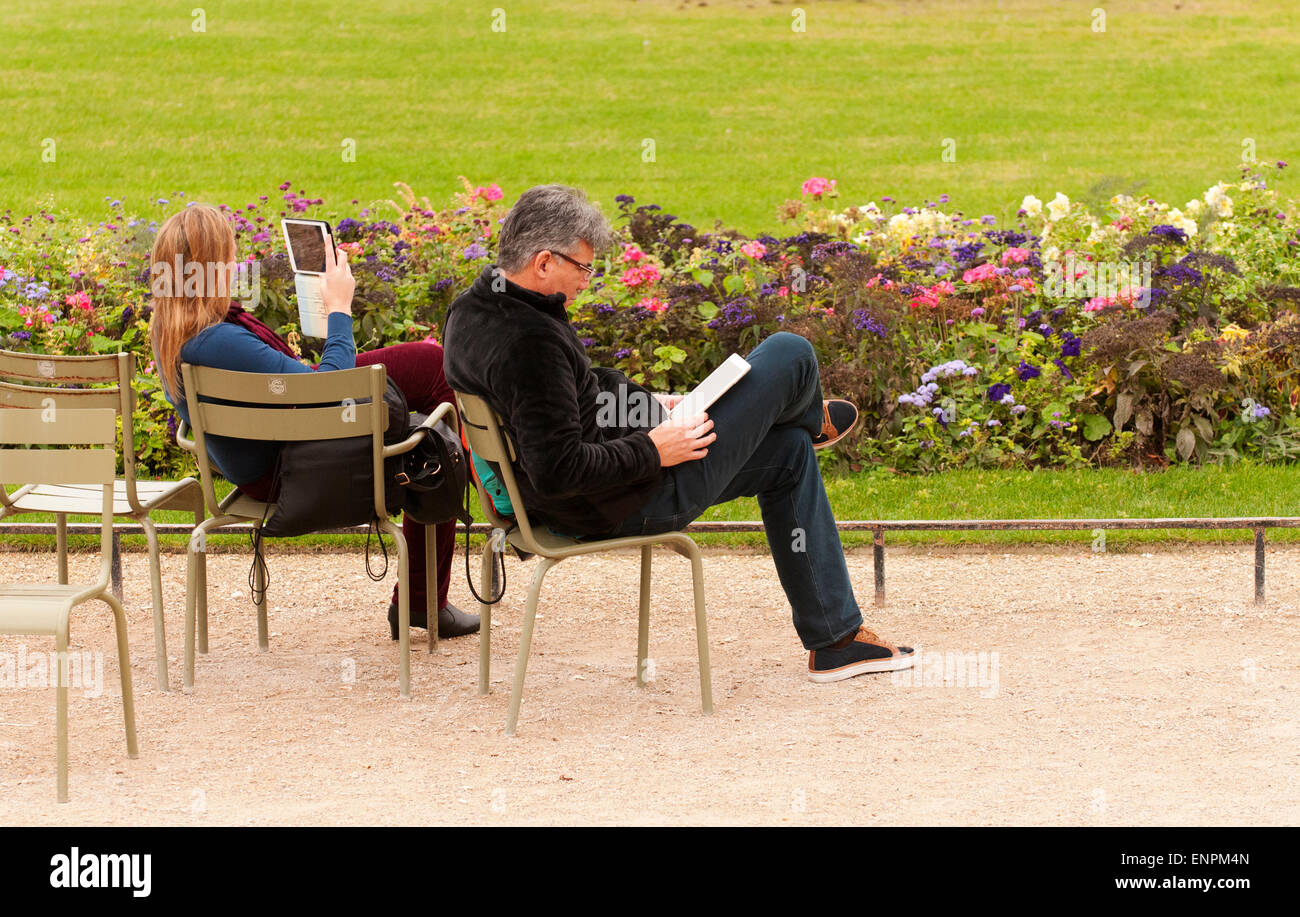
659, 353, 751, 426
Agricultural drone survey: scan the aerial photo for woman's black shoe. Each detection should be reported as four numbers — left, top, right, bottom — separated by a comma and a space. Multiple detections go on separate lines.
388, 601, 480, 640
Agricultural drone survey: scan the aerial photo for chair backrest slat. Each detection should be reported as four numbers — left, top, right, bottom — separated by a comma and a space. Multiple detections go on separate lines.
456, 393, 513, 464
0, 380, 123, 410
0, 407, 117, 444
0, 350, 122, 384
185, 365, 381, 404
197, 402, 383, 440
0, 449, 115, 486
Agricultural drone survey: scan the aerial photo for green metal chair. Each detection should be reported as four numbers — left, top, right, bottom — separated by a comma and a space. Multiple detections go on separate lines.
0, 350, 204, 692
455, 391, 712, 735
0, 407, 139, 802
176, 362, 455, 698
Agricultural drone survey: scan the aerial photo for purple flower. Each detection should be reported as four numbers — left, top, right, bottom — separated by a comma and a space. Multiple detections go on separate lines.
463, 243, 489, 260
1017, 361, 1041, 381
11, 331, 31, 341
1254, 404, 1271, 419
1060, 333, 1081, 358
986, 419, 1001, 427
1148, 224, 1188, 244
613, 348, 632, 359
1053, 359, 1073, 379
850, 309, 887, 337
970, 307, 986, 317
987, 383, 1012, 402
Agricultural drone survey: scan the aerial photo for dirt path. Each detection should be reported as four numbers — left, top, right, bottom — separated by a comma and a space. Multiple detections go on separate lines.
2, 542, 1296, 825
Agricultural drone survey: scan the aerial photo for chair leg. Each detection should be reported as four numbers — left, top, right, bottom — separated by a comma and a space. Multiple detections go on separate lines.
680, 539, 713, 715
141, 518, 169, 692
253, 525, 268, 652
194, 509, 209, 655
507, 556, 556, 736
425, 524, 437, 655
381, 520, 411, 699
56, 625, 69, 803
478, 542, 494, 695
103, 592, 139, 761
637, 545, 652, 687
184, 534, 198, 691
55, 513, 68, 585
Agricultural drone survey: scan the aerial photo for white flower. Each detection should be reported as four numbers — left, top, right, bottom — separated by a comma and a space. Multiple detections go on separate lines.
1184, 199, 1205, 218
1203, 183, 1234, 218
887, 213, 913, 238
830, 212, 852, 226
1020, 194, 1043, 217
1042, 245, 1061, 263
1047, 192, 1071, 222
858, 201, 880, 214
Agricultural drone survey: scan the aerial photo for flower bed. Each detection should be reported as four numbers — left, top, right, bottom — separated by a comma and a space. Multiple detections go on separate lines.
2, 169, 1298, 477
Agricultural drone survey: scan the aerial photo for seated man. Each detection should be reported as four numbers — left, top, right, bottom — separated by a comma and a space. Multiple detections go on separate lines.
443, 184, 914, 682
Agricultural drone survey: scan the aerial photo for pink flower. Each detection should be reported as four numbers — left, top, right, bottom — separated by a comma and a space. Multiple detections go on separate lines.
962, 263, 998, 284
1001, 247, 1030, 265
801, 176, 837, 198
1116, 285, 1146, 306
778, 286, 789, 297
638, 296, 668, 312
477, 184, 504, 202
621, 264, 661, 287
1083, 296, 1115, 312
930, 281, 955, 296
621, 244, 647, 263
739, 240, 767, 259
340, 242, 364, 257
65, 291, 92, 311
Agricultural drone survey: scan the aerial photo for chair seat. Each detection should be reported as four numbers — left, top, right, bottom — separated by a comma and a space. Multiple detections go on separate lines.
0, 584, 90, 634
218, 490, 276, 521
5, 479, 200, 517
506, 524, 693, 560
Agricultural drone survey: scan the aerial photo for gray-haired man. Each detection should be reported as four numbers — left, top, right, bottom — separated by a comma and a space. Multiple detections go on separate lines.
443, 185, 914, 682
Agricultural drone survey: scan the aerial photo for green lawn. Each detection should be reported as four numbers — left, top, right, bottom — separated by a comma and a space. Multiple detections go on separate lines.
8, 464, 1300, 552
3, 1, 1297, 231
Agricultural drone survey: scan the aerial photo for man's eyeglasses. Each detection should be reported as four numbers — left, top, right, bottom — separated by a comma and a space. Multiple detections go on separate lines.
550, 250, 595, 277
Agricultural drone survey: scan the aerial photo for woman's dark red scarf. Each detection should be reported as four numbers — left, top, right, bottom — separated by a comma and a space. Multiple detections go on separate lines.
224, 304, 298, 359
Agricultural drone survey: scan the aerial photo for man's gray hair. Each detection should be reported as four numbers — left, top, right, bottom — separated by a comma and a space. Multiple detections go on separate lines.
497, 184, 613, 273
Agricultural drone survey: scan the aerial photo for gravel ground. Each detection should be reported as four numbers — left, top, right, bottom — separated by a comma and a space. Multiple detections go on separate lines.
1, 542, 1297, 826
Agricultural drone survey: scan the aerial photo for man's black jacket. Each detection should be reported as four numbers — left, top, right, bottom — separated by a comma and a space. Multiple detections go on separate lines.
443, 265, 665, 536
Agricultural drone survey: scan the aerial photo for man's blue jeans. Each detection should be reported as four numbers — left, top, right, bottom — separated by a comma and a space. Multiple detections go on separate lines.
608, 332, 864, 650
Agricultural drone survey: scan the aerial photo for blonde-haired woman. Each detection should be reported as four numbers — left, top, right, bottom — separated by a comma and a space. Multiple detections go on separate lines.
150, 204, 477, 639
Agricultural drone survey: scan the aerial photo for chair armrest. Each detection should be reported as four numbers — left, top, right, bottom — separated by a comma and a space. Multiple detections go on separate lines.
175, 419, 198, 455
383, 401, 459, 459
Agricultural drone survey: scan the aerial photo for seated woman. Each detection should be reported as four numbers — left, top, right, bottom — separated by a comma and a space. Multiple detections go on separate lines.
149, 203, 477, 639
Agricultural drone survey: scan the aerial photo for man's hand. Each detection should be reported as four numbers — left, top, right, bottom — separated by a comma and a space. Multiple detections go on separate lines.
321, 244, 355, 315
648, 411, 715, 467
653, 392, 684, 413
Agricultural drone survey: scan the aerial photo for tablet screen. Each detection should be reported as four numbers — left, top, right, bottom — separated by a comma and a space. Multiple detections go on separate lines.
282, 220, 330, 274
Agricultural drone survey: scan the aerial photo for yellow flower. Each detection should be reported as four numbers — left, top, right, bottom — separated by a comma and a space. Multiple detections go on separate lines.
1218, 323, 1250, 343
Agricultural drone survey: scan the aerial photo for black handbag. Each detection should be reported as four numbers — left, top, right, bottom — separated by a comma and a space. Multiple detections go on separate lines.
398, 410, 472, 526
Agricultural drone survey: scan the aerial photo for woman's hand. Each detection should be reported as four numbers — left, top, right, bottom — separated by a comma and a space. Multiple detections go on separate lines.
321, 244, 355, 315
648, 411, 715, 467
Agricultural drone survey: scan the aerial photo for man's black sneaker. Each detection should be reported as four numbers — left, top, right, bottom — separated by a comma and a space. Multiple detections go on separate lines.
808, 626, 915, 683
811, 399, 859, 450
